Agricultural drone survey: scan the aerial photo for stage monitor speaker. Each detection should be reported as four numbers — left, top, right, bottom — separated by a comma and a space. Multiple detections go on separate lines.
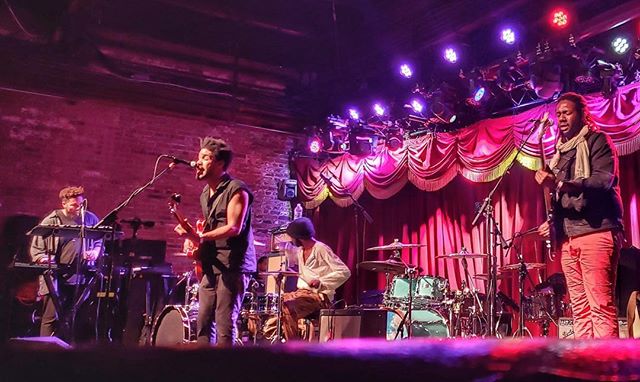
277, 179, 297, 201
558, 317, 628, 339
9, 336, 72, 349
319, 308, 389, 342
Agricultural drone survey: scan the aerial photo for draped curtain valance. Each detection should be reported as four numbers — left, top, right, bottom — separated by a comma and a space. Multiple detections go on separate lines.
294, 82, 640, 209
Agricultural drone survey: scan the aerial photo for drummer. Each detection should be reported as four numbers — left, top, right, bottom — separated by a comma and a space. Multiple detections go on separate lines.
29, 186, 103, 338
264, 217, 351, 341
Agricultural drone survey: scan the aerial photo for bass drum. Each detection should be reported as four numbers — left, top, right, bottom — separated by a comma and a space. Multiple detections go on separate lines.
152, 305, 197, 346
386, 308, 449, 339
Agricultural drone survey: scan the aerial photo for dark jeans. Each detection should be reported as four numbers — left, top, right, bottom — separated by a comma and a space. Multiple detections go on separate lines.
197, 272, 249, 346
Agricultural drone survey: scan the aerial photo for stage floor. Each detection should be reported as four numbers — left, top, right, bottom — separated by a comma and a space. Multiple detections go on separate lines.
3, 338, 640, 382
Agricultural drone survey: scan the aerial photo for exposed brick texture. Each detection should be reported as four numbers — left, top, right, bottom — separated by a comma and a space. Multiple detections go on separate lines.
0, 90, 298, 273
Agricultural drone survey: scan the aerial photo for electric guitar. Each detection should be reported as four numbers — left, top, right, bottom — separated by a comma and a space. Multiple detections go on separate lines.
168, 194, 204, 277
536, 112, 559, 260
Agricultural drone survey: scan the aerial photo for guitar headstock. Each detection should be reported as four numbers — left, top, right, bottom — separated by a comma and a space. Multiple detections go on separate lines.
168, 193, 181, 213
536, 111, 551, 142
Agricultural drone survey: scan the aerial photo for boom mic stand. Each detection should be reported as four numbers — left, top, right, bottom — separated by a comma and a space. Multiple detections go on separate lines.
319, 170, 373, 306
93, 157, 183, 341
471, 119, 543, 337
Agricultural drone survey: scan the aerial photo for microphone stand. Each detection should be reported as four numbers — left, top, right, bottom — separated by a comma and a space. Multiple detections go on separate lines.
69, 202, 87, 344
320, 171, 373, 306
93, 159, 179, 341
471, 120, 542, 337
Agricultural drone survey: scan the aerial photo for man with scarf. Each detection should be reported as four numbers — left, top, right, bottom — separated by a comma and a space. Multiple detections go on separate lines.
535, 92, 624, 338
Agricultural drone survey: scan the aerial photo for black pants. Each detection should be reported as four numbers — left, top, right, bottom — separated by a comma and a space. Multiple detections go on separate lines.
40, 283, 76, 337
197, 272, 249, 346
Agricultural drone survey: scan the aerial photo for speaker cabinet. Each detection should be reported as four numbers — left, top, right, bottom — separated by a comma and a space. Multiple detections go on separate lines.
558, 317, 628, 339
319, 308, 389, 342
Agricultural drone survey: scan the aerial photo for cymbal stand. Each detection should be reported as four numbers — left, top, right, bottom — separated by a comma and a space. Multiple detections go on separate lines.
512, 248, 533, 338
273, 273, 286, 343
393, 253, 417, 339
460, 252, 487, 337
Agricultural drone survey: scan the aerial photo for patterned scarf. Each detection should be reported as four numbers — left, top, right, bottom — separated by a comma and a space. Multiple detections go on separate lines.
549, 125, 591, 179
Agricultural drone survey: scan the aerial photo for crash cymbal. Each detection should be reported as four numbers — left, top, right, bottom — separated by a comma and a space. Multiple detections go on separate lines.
366, 239, 427, 251
357, 259, 407, 274
258, 271, 299, 277
472, 273, 510, 281
500, 263, 546, 272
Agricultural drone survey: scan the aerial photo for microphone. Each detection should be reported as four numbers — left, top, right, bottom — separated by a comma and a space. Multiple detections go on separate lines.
165, 155, 196, 168
528, 118, 554, 125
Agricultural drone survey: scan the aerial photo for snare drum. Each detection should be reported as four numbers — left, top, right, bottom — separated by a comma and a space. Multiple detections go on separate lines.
152, 305, 198, 346
386, 307, 450, 339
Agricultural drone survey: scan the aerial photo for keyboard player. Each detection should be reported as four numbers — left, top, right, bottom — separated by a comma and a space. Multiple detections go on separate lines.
29, 186, 103, 338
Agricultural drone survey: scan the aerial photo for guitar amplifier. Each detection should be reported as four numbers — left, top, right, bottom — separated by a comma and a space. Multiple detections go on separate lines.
319, 308, 390, 342
558, 317, 628, 339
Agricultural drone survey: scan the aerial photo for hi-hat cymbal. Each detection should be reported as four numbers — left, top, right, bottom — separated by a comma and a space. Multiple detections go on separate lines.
366, 239, 426, 251
500, 263, 546, 272
258, 271, 299, 277
357, 259, 407, 274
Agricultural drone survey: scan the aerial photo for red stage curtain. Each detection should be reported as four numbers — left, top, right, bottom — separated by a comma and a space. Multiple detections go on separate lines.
296, 83, 640, 304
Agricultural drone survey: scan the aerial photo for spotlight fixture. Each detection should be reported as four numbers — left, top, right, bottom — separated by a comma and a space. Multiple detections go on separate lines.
348, 127, 379, 157
400, 64, 413, 78
384, 128, 404, 152
501, 28, 516, 45
473, 87, 486, 102
612, 37, 630, 55
444, 48, 458, 63
552, 10, 569, 28
373, 103, 386, 116
348, 108, 360, 120
308, 136, 322, 154
410, 99, 425, 113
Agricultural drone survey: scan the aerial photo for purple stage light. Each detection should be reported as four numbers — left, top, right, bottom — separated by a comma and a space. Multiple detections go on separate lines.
349, 108, 360, 120
400, 64, 413, 78
501, 28, 516, 45
444, 48, 458, 63
373, 103, 386, 116
411, 99, 424, 113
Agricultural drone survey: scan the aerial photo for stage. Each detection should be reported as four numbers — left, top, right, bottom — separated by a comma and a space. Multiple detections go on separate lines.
3, 338, 640, 382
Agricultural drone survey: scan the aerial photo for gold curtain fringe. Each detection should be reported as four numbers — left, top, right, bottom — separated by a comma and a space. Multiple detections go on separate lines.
408, 166, 459, 191
328, 181, 366, 207
303, 187, 330, 210
616, 133, 640, 156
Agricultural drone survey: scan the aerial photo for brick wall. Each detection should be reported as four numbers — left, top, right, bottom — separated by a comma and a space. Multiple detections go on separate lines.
0, 90, 299, 272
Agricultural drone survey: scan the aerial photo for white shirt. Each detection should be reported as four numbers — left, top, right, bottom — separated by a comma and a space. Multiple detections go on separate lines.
285, 240, 351, 300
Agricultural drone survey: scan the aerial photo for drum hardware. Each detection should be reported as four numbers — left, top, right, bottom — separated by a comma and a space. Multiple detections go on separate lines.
258, 270, 298, 343
500, 254, 546, 337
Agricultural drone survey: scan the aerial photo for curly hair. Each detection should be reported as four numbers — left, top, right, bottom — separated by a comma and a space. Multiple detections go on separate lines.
557, 92, 597, 131
58, 186, 84, 201
199, 137, 233, 170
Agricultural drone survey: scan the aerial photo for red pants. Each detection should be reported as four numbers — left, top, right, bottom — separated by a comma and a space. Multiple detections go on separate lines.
561, 230, 620, 338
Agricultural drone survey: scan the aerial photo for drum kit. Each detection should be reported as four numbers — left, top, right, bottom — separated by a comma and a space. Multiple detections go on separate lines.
357, 239, 567, 339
